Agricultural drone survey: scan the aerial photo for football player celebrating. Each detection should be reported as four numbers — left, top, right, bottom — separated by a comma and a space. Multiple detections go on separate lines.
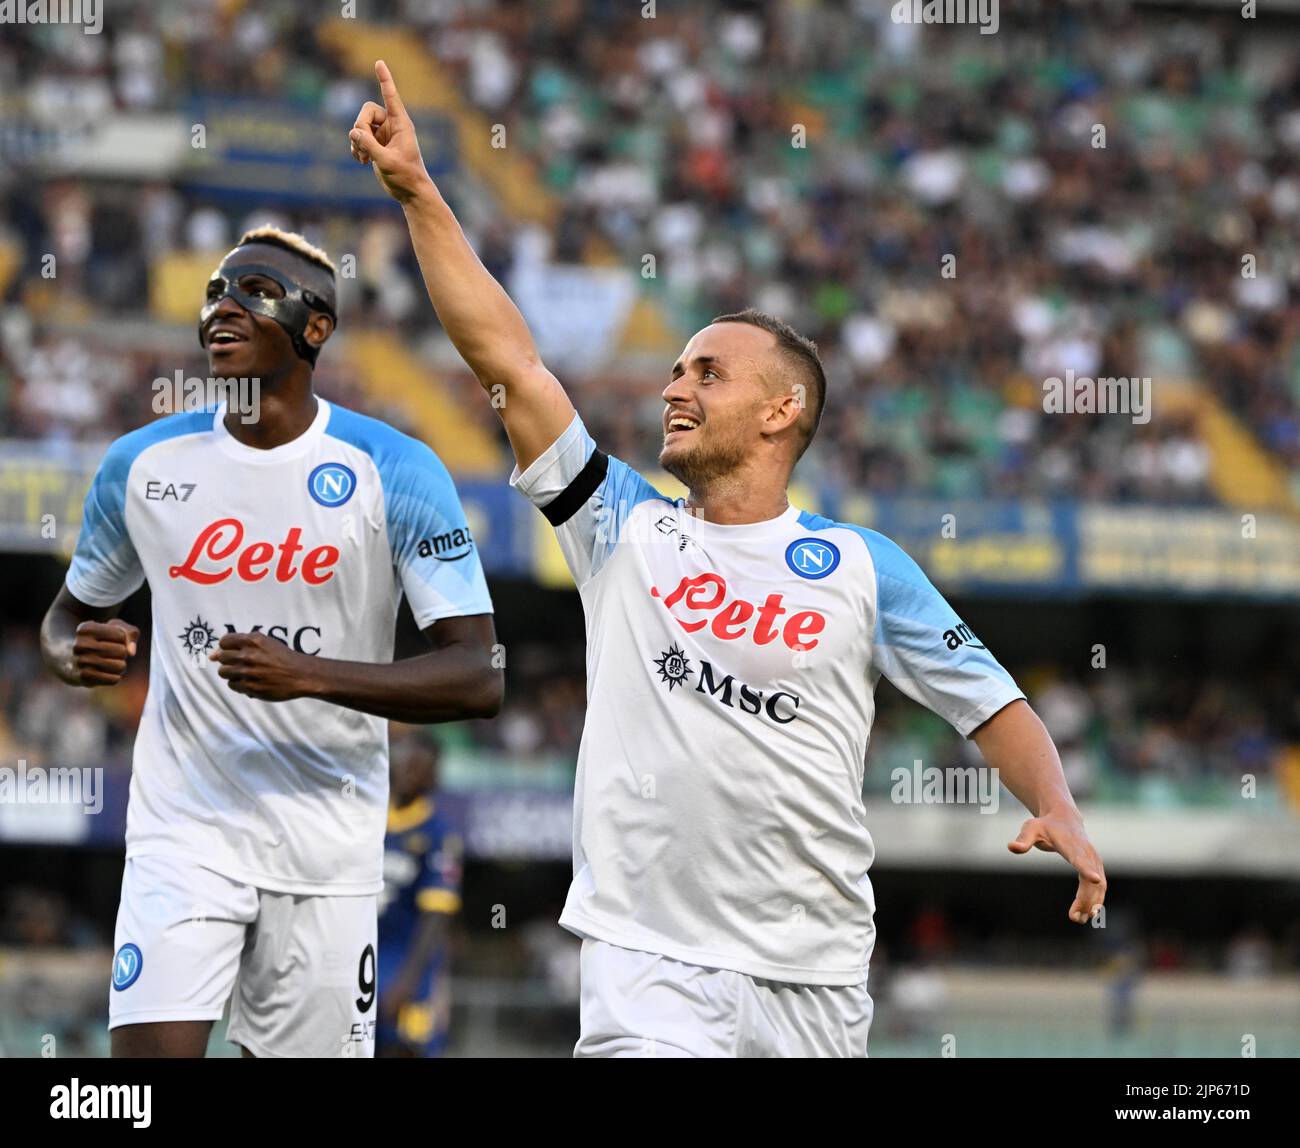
352, 62, 1105, 1057
41, 226, 501, 1058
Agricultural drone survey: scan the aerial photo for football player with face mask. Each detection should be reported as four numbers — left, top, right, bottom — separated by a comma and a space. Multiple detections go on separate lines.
41, 225, 503, 1059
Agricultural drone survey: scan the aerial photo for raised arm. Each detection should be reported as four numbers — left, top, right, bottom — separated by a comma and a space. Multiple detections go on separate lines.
349, 60, 575, 471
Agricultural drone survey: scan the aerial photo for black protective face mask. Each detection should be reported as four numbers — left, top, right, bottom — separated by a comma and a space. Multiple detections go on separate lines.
198, 262, 336, 366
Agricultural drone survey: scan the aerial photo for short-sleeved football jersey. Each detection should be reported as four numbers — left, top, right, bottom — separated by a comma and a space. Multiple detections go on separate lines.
66, 400, 493, 895
513, 415, 1023, 985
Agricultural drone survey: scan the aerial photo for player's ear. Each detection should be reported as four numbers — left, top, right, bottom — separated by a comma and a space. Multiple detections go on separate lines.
765, 390, 803, 437
305, 312, 335, 350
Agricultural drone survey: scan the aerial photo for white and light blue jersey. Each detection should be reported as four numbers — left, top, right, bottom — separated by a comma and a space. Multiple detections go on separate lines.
513, 414, 1023, 985
66, 400, 493, 895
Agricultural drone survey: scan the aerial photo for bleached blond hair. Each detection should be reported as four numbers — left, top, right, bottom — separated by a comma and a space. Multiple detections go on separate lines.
236, 225, 337, 277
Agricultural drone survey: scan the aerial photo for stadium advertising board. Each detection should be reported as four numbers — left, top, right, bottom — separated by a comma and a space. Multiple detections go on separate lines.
0, 443, 100, 554
1078, 506, 1300, 598
833, 494, 1078, 595
5, 443, 1298, 598
182, 97, 457, 205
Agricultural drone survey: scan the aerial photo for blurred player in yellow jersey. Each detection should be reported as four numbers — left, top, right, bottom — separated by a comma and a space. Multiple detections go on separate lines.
378, 729, 463, 1058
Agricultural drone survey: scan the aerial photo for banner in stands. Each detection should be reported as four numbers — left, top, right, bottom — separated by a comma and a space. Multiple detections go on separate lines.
181, 98, 457, 205
0, 443, 99, 555
834, 494, 1080, 596
508, 263, 638, 377
1078, 506, 1300, 598
6, 770, 1296, 871
0, 771, 576, 861
3, 442, 1298, 598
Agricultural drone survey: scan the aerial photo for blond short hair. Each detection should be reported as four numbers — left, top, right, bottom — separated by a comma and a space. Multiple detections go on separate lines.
236, 225, 337, 276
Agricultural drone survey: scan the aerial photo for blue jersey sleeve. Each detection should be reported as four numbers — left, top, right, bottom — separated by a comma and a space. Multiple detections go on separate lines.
860, 529, 1025, 736
510, 414, 670, 586
382, 440, 494, 628
66, 437, 145, 607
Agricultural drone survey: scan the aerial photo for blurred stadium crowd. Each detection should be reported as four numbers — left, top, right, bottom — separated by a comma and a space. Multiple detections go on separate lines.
2, 618, 1295, 804
2, 0, 1299, 504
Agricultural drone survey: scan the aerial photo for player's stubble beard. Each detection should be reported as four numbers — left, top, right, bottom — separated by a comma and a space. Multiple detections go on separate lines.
659, 419, 753, 498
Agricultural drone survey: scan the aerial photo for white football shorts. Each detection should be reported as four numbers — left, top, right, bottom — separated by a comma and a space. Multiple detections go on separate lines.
109, 854, 378, 1058
575, 938, 874, 1058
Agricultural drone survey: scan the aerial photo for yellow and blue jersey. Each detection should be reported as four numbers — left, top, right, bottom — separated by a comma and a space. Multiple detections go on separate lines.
378, 796, 463, 1055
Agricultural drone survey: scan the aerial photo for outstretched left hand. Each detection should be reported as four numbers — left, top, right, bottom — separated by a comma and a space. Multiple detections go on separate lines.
1008, 811, 1107, 925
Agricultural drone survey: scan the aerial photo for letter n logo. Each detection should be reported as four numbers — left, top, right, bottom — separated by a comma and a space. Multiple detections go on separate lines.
785, 538, 841, 580
112, 943, 143, 991
308, 463, 356, 508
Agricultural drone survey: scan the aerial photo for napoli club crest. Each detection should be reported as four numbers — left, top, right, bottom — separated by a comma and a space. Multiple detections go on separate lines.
112, 943, 143, 991
308, 463, 356, 508
785, 538, 840, 580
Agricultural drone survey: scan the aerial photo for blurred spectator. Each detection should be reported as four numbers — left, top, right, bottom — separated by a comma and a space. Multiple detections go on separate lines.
1, 2, 1297, 501
1225, 927, 1274, 979
1, 887, 98, 949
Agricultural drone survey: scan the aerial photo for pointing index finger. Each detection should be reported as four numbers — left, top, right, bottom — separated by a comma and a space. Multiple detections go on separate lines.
375, 59, 405, 118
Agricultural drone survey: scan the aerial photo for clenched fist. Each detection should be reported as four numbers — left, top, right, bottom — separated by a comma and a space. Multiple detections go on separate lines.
210, 631, 318, 702
72, 619, 139, 687
349, 60, 432, 205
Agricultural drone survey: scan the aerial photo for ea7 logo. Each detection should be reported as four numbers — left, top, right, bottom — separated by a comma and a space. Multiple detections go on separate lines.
146, 481, 196, 502
943, 623, 986, 652
654, 515, 692, 552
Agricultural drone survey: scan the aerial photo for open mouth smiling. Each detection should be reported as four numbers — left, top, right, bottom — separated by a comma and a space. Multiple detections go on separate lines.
206, 325, 250, 348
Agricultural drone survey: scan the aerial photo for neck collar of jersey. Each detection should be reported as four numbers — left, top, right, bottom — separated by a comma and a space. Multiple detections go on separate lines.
678, 502, 801, 535
212, 398, 330, 465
